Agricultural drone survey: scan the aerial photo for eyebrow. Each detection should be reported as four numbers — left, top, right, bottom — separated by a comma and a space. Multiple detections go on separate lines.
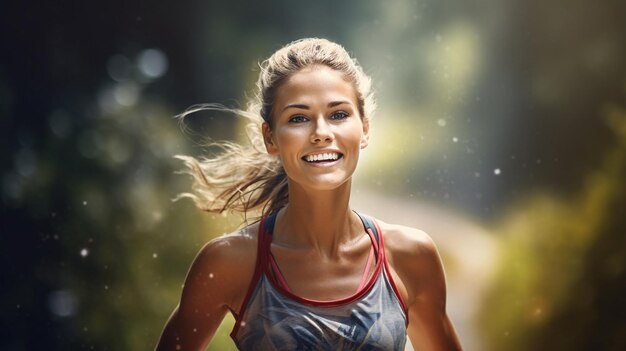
281, 100, 352, 112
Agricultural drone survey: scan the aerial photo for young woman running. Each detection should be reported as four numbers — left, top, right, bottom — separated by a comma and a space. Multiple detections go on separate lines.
156, 38, 462, 351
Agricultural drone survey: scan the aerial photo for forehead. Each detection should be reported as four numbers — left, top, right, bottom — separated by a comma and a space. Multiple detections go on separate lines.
274, 65, 358, 109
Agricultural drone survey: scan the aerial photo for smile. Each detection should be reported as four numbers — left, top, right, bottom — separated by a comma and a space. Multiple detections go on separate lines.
302, 152, 343, 163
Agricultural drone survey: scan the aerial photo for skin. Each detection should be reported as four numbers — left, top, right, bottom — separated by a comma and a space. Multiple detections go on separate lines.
156, 65, 462, 350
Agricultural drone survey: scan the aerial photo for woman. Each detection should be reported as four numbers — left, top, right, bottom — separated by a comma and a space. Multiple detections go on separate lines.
157, 38, 462, 350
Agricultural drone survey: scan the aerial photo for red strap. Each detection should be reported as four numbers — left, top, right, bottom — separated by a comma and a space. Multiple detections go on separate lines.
375, 220, 410, 319
231, 217, 272, 338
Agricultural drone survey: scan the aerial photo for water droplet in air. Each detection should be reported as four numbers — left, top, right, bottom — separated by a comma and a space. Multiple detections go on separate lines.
494, 168, 501, 175
80, 248, 89, 257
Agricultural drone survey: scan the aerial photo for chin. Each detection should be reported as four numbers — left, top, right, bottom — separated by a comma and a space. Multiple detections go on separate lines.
302, 174, 353, 191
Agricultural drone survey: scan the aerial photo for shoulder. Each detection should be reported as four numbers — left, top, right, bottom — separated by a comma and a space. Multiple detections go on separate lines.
375, 218, 446, 302
372, 218, 462, 348
375, 219, 438, 264
194, 222, 260, 267
181, 222, 261, 311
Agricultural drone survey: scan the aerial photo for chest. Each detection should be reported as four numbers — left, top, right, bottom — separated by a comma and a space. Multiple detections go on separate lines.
269, 242, 375, 301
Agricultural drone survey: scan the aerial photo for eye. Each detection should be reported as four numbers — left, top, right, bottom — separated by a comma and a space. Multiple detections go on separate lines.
289, 115, 308, 123
330, 111, 349, 120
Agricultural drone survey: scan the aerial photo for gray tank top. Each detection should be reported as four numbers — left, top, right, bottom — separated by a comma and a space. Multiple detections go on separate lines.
230, 212, 408, 350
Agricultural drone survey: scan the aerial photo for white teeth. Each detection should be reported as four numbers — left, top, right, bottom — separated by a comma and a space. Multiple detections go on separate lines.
305, 153, 340, 162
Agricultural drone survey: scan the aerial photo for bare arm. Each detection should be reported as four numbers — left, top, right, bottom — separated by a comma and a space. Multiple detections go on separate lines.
386, 226, 463, 350
156, 233, 255, 350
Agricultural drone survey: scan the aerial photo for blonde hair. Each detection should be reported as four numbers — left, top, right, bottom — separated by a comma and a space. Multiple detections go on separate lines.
175, 38, 376, 221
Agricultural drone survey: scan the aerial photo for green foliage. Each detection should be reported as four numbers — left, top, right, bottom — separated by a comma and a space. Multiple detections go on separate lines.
479, 104, 626, 350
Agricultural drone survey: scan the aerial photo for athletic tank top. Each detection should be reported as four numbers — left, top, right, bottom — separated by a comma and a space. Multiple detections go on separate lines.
230, 212, 409, 350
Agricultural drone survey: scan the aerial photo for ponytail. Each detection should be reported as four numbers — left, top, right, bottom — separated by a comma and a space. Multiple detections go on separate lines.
174, 104, 288, 221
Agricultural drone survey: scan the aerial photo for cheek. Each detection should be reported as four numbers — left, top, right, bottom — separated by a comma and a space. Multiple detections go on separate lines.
274, 128, 307, 153
344, 124, 365, 146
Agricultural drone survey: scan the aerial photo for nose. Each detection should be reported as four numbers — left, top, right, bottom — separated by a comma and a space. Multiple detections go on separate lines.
310, 117, 334, 143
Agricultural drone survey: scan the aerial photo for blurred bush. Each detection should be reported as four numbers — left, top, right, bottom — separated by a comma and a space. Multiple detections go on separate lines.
478, 97, 626, 350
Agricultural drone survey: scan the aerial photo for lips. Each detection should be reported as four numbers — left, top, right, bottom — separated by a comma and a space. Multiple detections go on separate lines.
302, 152, 343, 163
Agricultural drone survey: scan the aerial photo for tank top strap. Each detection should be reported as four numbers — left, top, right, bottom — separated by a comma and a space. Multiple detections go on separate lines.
256, 211, 279, 283
231, 212, 278, 336
354, 211, 410, 316
354, 211, 381, 255
261, 211, 278, 240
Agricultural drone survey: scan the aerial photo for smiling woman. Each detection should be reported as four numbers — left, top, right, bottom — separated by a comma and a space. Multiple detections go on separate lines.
263, 65, 368, 192
156, 38, 463, 351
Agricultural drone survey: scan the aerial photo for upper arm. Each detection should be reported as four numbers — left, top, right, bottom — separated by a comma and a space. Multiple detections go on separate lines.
387, 227, 463, 350
156, 233, 255, 350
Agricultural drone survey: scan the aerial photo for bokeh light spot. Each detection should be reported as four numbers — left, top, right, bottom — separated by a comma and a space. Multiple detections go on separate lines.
48, 290, 78, 317
15, 148, 36, 178
113, 82, 140, 107
106, 54, 132, 82
138, 49, 168, 79
49, 109, 72, 138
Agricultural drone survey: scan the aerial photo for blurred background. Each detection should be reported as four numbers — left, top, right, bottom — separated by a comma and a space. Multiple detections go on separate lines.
1, 0, 625, 350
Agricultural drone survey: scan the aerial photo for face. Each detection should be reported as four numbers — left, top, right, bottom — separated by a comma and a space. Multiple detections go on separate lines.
262, 65, 370, 191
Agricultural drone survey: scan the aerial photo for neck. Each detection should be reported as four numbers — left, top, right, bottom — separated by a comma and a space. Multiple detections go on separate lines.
274, 180, 362, 259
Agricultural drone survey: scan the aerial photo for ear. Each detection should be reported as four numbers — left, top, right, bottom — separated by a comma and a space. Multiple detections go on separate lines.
360, 118, 370, 149
262, 122, 279, 155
